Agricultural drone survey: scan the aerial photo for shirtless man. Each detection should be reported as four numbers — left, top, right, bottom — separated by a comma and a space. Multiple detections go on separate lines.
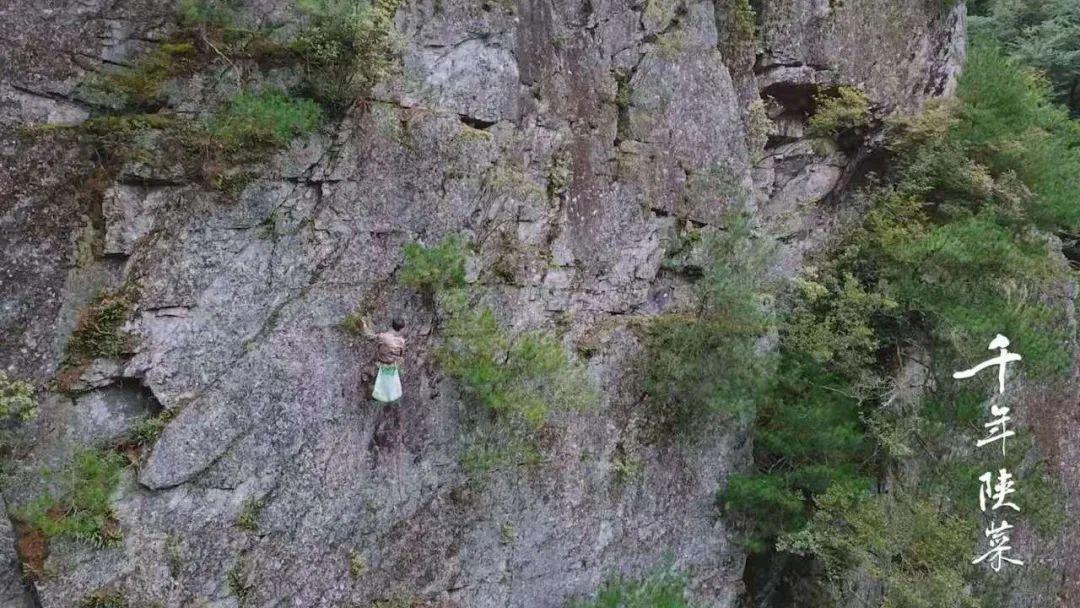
370, 319, 406, 403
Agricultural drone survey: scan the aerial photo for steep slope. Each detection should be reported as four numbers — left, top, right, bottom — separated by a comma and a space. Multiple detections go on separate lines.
1, 1, 967, 606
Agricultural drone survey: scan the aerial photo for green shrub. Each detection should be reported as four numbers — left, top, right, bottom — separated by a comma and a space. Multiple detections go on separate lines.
642, 213, 775, 431
642, 315, 772, 429
916, 404, 1068, 540
228, 559, 253, 602
971, 0, 1080, 115
783, 270, 896, 387
840, 189, 1070, 376
720, 354, 874, 549
807, 86, 871, 139
719, 474, 805, 552
348, 549, 367, 579
572, 568, 694, 608
954, 43, 1080, 232
179, 0, 238, 28
398, 236, 468, 293
746, 99, 775, 163
400, 236, 595, 470
66, 290, 135, 364
438, 294, 592, 431
779, 484, 979, 608
755, 356, 871, 481
804, 45, 1079, 376
718, 0, 758, 61
19, 449, 126, 547
729, 0, 756, 41
209, 89, 323, 151
211, 171, 257, 198
294, 0, 405, 110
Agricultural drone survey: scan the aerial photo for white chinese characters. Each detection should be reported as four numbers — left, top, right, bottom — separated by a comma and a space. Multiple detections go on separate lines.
953, 334, 1025, 572
952, 334, 1022, 394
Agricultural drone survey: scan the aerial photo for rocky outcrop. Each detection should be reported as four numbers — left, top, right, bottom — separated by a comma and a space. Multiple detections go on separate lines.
0, 1, 966, 606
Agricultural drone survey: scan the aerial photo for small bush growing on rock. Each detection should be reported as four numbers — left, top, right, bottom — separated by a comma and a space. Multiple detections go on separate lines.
807, 86, 871, 140
179, 0, 238, 28
209, 89, 323, 151
66, 289, 136, 364
398, 236, 468, 294
0, 373, 37, 456
348, 549, 367, 579
779, 484, 979, 608
19, 449, 126, 547
211, 171, 257, 198
228, 559, 253, 603
571, 568, 694, 608
746, 99, 775, 164
438, 294, 593, 431
642, 213, 775, 431
294, 0, 405, 110
401, 236, 595, 471
783, 269, 897, 389
726, 0, 757, 46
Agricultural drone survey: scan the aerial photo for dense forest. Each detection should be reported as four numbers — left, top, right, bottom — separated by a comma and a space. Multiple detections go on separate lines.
715, 0, 1080, 605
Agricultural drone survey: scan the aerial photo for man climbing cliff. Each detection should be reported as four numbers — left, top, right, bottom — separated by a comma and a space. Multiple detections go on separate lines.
362, 318, 406, 403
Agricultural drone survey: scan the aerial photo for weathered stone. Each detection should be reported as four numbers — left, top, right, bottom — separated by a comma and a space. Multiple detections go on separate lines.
0, 1, 978, 607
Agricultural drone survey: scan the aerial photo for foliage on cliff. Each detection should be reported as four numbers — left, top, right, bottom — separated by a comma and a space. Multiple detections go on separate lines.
399, 236, 594, 472
722, 40, 1077, 606
18, 449, 126, 547
572, 568, 694, 608
642, 213, 776, 432
972, 0, 1080, 114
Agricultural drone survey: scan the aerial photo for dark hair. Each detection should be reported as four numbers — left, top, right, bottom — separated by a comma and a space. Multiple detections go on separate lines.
391, 318, 405, 331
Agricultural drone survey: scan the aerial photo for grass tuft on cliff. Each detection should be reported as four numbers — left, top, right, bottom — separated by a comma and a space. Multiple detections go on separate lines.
572, 568, 695, 608
65, 289, 136, 365
76, 591, 130, 608
19, 449, 126, 547
209, 89, 323, 151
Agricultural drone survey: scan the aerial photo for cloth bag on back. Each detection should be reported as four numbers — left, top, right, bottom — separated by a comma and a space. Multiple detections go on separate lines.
372, 365, 402, 402
372, 330, 405, 403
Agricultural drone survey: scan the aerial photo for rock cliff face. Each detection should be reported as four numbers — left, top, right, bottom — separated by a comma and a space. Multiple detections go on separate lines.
1, 1, 966, 606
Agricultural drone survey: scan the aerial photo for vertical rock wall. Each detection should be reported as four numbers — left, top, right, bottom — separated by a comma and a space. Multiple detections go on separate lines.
0, 1, 965, 606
